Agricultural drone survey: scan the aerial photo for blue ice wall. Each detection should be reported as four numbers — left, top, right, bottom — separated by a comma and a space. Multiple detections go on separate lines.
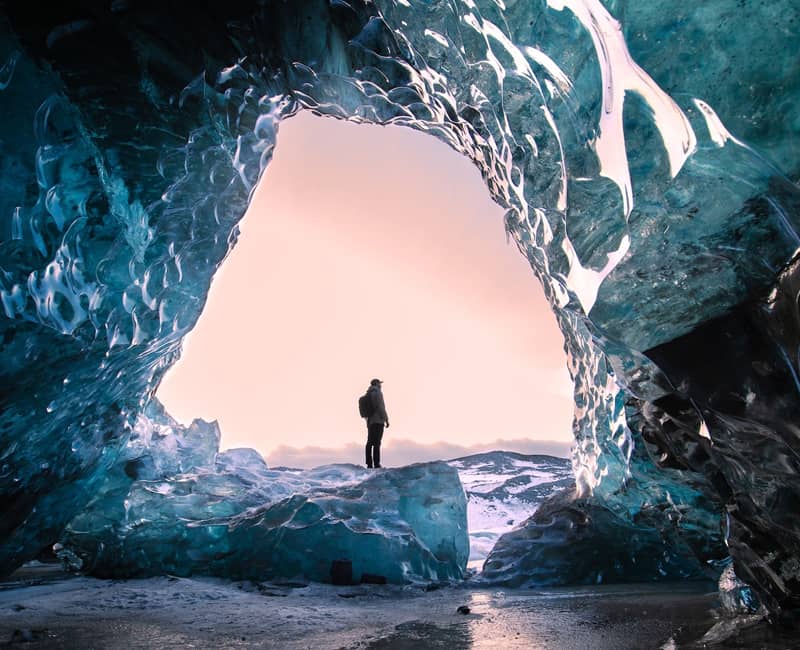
1, 0, 799, 615
57, 402, 468, 584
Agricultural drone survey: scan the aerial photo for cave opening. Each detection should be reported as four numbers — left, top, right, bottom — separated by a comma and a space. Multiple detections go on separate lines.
3, 0, 798, 634
155, 110, 576, 570
157, 111, 574, 469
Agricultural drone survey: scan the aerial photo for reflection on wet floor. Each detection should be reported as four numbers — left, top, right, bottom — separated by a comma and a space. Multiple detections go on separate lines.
1, 570, 797, 649
348, 584, 723, 649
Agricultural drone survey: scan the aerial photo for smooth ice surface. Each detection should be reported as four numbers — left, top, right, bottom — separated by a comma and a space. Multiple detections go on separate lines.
1, 0, 800, 618
58, 402, 468, 583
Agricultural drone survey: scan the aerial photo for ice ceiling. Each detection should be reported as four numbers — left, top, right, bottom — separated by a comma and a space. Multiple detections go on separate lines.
1, 0, 799, 617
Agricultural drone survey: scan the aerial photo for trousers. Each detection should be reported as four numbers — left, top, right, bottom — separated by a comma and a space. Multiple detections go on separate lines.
365, 422, 384, 468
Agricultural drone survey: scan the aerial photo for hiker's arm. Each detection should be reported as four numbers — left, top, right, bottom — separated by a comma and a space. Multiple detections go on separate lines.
376, 392, 389, 425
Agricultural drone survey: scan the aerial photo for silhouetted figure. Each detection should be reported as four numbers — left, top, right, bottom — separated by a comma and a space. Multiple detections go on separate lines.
364, 378, 390, 468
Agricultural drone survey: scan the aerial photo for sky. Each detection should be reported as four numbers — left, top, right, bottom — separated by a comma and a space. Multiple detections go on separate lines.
156, 111, 574, 467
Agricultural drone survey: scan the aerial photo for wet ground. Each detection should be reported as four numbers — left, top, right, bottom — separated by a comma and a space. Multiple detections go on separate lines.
0, 564, 796, 649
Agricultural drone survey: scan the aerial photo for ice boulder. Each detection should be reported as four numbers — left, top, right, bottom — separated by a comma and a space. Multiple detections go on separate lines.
482, 488, 723, 587
59, 416, 468, 584
123, 402, 221, 480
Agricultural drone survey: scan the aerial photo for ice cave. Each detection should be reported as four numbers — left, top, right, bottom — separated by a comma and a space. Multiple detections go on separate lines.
1, 0, 799, 627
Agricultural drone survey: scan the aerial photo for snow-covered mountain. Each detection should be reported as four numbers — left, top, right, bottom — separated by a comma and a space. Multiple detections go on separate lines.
447, 451, 574, 569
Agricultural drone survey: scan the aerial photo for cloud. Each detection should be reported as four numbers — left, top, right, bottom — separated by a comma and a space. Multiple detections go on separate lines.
262, 437, 572, 469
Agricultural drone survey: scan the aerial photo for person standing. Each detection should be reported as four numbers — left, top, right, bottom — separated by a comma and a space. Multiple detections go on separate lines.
365, 378, 389, 468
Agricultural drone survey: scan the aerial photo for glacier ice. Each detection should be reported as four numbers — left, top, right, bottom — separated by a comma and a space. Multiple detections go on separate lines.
1, 0, 800, 619
483, 485, 722, 587
59, 402, 469, 583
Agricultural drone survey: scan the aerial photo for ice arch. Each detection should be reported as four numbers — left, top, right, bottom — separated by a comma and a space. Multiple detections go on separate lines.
1, 0, 799, 616
156, 111, 573, 457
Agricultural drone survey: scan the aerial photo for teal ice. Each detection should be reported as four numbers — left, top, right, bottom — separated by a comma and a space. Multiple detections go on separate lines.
57, 402, 468, 583
1, 0, 799, 617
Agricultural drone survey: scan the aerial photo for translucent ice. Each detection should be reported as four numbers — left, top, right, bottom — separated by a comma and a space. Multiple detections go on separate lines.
1, 0, 800, 617
59, 404, 468, 583
718, 563, 761, 617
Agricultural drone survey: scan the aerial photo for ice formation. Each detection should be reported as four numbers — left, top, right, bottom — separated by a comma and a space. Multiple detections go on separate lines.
1, 0, 800, 618
59, 401, 469, 583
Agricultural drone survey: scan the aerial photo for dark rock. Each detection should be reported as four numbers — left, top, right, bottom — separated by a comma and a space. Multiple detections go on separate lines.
360, 573, 387, 585
330, 559, 352, 586
11, 628, 46, 642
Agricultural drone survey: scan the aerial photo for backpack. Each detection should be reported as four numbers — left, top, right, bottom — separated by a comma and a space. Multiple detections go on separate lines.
358, 391, 375, 418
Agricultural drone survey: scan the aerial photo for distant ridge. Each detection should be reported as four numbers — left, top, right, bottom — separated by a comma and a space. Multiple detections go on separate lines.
266, 438, 572, 469
448, 449, 569, 463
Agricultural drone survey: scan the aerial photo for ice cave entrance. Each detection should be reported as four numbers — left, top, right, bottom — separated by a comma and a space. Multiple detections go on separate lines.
157, 111, 573, 472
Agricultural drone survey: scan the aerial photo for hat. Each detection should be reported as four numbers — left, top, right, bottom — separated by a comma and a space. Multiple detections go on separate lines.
370, 378, 382, 386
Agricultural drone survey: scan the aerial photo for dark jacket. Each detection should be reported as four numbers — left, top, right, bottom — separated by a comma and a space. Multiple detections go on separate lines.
367, 385, 389, 426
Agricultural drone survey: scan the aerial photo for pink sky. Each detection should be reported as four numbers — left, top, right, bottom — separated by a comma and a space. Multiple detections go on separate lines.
157, 112, 573, 463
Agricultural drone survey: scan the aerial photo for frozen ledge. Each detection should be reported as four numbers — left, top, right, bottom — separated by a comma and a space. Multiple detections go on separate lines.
58, 411, 468, 585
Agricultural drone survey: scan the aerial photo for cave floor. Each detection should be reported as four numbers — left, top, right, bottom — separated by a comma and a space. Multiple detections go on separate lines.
0, 564, 791, 649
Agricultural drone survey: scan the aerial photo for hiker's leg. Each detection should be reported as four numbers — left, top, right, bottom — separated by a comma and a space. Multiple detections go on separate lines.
373, 425, 384, 467
366, 424, 374, 467
366, 423, 381, 467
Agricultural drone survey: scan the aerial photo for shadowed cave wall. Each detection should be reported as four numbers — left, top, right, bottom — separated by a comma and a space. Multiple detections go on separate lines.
1, 0, 800, 616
